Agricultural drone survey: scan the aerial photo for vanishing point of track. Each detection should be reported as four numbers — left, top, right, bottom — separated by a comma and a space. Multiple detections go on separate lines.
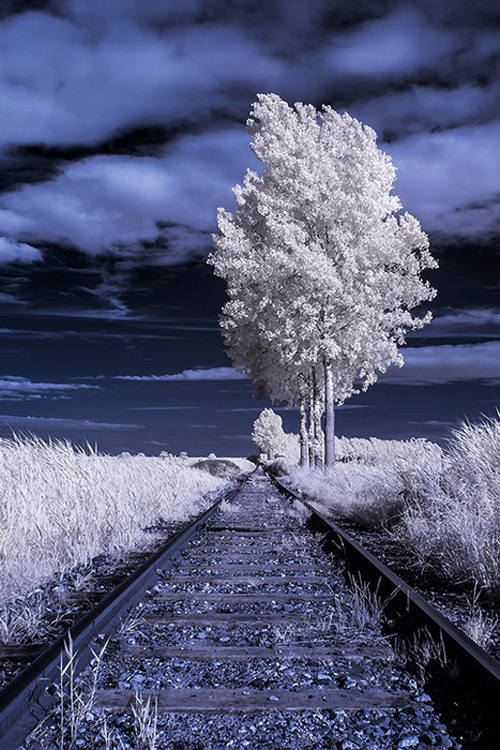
2, 468, 500, 748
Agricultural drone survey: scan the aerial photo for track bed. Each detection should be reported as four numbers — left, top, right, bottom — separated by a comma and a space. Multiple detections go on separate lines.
22, 471, 457, 749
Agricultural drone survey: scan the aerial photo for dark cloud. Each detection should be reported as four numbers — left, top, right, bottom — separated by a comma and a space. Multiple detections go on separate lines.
0, 0, 498, 273
0, 0, 498, 452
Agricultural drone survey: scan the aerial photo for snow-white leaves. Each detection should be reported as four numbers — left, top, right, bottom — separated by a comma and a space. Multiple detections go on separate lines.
252, 408, 299, 461
209, 93, 437, 415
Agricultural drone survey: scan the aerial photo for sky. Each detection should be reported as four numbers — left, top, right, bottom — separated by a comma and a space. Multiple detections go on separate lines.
0, 0, 499, 456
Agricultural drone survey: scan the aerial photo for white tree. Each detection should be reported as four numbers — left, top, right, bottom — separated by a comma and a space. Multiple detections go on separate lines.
210, 94, 437, 467
251, 408, 300, 463
251, 408, 285, 459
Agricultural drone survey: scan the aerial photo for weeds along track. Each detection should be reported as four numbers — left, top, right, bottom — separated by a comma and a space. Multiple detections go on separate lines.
4, 470, 469, 749
270, 470, 500, 749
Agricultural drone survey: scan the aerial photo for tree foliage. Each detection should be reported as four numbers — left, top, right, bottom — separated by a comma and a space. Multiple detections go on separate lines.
209, 93, 437, 467
251, 408, 299, 462
251, 408, 284, 459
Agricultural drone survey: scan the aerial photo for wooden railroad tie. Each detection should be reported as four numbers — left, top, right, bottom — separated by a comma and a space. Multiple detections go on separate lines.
94, 687, 411, 712
166, 575, 330, 585
152, 592, 335, 604
121, 643, 394, 663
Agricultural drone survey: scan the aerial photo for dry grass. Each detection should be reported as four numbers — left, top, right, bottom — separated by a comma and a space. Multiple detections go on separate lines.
0, 435, 227, 608
287, 438, 442, 528
463, 608, 498, 649
397, 415, 500, 590
395, 628, 448, 683
288, 416, 500, 593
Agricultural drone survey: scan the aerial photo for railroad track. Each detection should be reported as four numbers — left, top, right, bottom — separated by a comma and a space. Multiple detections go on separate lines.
0, 481, 242, 750
2, 468, 498, 748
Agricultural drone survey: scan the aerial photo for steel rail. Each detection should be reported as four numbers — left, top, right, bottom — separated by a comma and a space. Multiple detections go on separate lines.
268, 471, 500, 737
0, 480, 244, 750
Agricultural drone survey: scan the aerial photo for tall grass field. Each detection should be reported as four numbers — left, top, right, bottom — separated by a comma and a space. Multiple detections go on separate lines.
0, 436, 228, 607
287, 415, 500, 593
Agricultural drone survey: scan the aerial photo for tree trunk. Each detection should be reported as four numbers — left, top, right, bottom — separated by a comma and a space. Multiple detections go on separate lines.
308, 389, 315, 466
299, 398, 309, 467
324, 359, 335, 468
312, 369, 324, 469
314, 401, 324, 469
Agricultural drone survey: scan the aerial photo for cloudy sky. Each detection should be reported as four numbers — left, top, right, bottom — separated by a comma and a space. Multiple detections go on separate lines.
0, 0, 499, 456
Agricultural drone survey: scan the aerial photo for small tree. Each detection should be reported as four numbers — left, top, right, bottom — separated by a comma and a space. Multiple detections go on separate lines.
252, 408, 284, 460
251, 408, 299, 463
279, 431, 300, 464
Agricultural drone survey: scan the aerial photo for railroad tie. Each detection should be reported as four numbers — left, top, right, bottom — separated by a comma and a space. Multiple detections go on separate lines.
95, 686, 410, 712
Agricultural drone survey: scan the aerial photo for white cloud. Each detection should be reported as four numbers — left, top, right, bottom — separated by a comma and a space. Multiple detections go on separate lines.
3, 88, 498, 259
386, 120, 500, 237
0, 293, 25, 304
0, 1, 499, 264
0, 11, 285, 148
0, 237, 41, 264
336, 404, 375, 410
116, 341, 500, 388
352, 82, 500, 139
7, 103, 499, 262
0, 128, 253, 259
0, 154, 175, 255
382, 341, 500, 384
126, 406, 198, 410
325, 7, 458, 78
407, 419, 456, 426
117, 367, 248, 381
0, 376, 98, 401
0, 415, 138, 430
422, 308, 500, 337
